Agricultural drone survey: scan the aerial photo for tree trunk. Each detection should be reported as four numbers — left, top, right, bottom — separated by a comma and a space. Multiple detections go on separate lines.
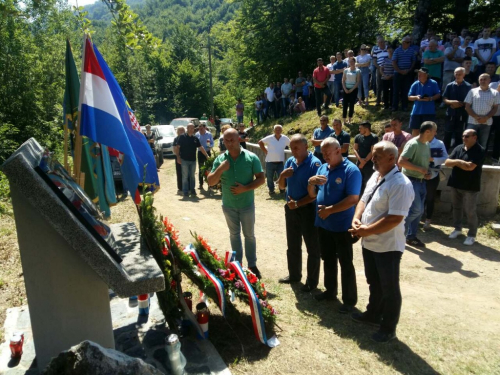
412, 0, 432, 43
453, 0, 471, 32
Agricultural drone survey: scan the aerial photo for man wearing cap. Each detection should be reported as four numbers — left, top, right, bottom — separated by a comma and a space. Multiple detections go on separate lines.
408, 67, 441, 137
277, 134, 322, 292
311, 115, 334, 163
392, 36, 416, 111
313, 58, 331, 116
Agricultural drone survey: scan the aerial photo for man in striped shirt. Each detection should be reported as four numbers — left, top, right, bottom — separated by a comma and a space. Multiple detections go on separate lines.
372, 37, 388, 106
392, 36, 416, 112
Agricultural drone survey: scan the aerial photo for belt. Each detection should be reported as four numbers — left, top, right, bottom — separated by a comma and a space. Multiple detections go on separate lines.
268, 161, 283, 164
407, 175, 425, 182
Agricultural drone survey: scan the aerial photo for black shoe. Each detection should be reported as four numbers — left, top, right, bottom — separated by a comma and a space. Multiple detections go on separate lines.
249, 266, 262, 279
371, 331, 397, 343
301, 283, 317, 292
406, 237, 425, 247
278, 276, 300, 284
190, 190, 197, 196
199, 184, 204, 190
338, 304, 354, 314
351, 312, 381, 327
314, 291, 336, 302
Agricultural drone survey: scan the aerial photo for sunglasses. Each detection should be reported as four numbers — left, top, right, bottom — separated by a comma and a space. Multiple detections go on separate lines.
462, 135, 473, 138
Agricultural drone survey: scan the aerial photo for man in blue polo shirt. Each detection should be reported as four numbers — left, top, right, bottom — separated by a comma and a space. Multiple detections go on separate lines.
408, 67, 441, 137
307, 138, 361, 313
277, 134, 322, 292
332, 52, 348, 107
392, 36, 416, 112
311, 115, 334, 163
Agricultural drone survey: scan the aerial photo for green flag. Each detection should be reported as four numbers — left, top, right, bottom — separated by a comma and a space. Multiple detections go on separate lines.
64, 39, 99, 206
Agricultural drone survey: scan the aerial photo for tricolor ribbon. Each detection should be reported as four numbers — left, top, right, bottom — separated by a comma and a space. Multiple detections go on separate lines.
224, 251, 236, 266
184, 244, 225, 317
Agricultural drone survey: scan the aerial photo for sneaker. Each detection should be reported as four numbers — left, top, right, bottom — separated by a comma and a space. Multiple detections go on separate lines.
351, 312, 381, 327
371, 331, 397, 343
314, 291, 336, 302
248, 266, 262, 279
338, 304, 354, 314
301, 283, 317, 293
406, 237, 425, 247
423, 220, 431, 230
464, 236, 475, 246
449, 230, 463, 239
278, 276, 300, 284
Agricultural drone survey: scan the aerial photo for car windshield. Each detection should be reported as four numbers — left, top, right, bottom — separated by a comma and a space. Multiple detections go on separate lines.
156, 127, 176, 137
170, 119, 190, 127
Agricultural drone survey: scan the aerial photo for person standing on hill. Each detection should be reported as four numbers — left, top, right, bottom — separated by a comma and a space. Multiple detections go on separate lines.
354, 122, 379, 195
235, 99, 244, 124
313, 58, 331, 116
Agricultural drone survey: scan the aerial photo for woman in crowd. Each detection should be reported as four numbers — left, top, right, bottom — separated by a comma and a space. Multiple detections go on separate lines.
342, 57, 361, 124
355, 44, 372, 106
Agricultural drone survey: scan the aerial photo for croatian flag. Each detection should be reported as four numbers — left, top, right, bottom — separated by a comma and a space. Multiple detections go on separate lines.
79, 36, 159, 203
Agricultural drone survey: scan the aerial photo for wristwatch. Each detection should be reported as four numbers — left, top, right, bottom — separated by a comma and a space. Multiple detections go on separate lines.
294, 201, 298, 208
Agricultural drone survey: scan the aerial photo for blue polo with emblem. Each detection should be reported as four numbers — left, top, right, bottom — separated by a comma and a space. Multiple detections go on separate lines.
284, 152, 322, 201
314, 158, 361, 232
313, 126, 334, 153
408, 78, 441, 115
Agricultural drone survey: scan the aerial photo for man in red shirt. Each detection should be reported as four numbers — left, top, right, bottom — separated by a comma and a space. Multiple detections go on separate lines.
313, 58, 331, 116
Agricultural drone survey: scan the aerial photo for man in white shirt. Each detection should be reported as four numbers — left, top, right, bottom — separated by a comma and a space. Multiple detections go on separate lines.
464, 73, 500, 149
349, 141, 414, 343
264, 83, 276, 120
281, 78, 293, 117
326, 55, 336, 106
258, 125, 291, 194
474, 27, 497, 74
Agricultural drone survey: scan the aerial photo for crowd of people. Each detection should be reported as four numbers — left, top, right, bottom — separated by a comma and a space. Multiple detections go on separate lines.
252, 27, 500, 164
167, 26, 499, 344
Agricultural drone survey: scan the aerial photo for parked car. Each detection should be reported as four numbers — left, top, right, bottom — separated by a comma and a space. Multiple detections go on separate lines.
199, 120, 216, 137
220, 118, 234, 126
170, 118, 200, 130
154, 125, 176, 158
140, 126, 164, 168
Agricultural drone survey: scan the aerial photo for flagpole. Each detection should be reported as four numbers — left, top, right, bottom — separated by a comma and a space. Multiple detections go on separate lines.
73, 33, 88, 187
63, 119, 69, 171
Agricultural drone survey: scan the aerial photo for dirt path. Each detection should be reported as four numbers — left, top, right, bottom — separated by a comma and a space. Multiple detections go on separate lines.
110, 158, 500, 375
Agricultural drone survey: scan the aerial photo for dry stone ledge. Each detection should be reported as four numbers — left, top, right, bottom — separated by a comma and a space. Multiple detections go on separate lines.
41, 340, 164, 375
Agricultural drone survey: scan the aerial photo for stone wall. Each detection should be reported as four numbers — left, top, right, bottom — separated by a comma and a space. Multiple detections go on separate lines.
246, 142, 500, 218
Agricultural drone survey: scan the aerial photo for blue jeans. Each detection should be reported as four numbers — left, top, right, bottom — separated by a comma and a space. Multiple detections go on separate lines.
327, 81, 335, 104
282, 97, 290, 116
358, 67, 370, 100
265, 162, 284, 192
222, 204, 257, 267
404, 179, 426, 239
333, 80, 342, 106
181, 159, 196, 194
237, 115, 243, 124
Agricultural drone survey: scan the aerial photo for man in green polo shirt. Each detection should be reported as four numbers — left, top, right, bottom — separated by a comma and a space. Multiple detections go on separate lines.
208, 128, 265, 278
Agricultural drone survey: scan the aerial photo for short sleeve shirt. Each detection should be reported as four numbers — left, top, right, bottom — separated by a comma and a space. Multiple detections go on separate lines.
392, 46, 416, 70
408, 79, 441, 115
423, 50, 444, 78
314, 159, 362, 232
361, 167, 414, 253
284, 152, 322, 201
464, 87, 500, 125
332, 61, 348, 81
354, 133, 378, 158
260, 134, 291, 162
447, 143, 485, 191
313, 66, 330, 88
475, 38, 496, 65
295, 77, 306, 93
177, 134, 201, 161
382, 131, 412, 149
400, 138, 430, 179
211, 148, 263, 208
329, 130, 351, 157
313, 126, 334, 153
326, 63, 336, 81
443, 47, 465, 71
442, 81, 472, 117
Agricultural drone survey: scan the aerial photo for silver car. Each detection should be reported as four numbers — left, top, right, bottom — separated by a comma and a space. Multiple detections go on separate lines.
154, 125, 177, 158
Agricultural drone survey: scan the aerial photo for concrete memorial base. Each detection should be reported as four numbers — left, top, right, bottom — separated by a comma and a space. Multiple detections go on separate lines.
0, 293, 231, 375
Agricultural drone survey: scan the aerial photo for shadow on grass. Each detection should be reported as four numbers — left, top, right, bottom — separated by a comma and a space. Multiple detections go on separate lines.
291, 284, 439, 375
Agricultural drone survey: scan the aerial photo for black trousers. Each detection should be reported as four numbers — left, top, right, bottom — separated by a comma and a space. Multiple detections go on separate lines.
425, 174, 440, 220
175, 161, 182, 191
285, 203, 321, 287
342, 88, 358, 119
313, 151, 325, 164
444, 115, 466, 151
490, 116, 500, 159
362, 248, 402, 334
318, 228, 357, 307
197, 149, 211, 186
358, 161, 374, 196
382, 79, 392, 109
315, 86, 331, 116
